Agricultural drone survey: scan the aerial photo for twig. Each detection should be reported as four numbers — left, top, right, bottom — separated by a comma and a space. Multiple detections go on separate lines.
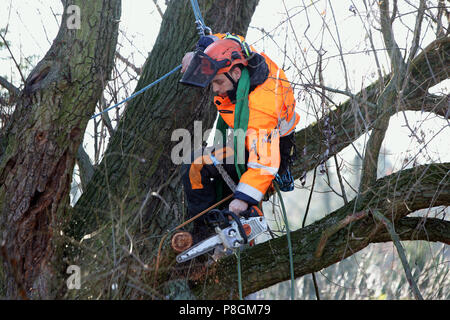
0, 33, 26, 84
333, 155, 348, 204
152, 0, 164, 19
115, 52, 142, 75
372, 210, 424, 300
0, 76, 20, 97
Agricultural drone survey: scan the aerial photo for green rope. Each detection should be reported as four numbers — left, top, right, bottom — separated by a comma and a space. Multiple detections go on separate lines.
236, 250, 243, 300
213, 68, 250, 202
274, 183, 295, 300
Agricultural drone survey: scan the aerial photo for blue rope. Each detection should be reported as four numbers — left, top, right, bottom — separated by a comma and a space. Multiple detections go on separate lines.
91, 64, 182, 119
190, 0, 211, 35
190, 0, 205, 26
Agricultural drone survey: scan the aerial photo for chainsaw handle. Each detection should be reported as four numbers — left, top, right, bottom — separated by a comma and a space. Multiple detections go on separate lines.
240, 206, 263, 219
222, 210, 248, 244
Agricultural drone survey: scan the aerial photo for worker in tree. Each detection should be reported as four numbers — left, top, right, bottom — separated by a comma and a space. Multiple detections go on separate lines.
179, 33, 299, 242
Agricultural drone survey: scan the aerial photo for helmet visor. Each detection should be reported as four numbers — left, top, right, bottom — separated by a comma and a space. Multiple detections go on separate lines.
180, 51, 230, 88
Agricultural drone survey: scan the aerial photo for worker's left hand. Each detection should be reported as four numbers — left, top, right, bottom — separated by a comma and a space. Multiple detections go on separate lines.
228, 199, 248, 216
181, 52, 194, 73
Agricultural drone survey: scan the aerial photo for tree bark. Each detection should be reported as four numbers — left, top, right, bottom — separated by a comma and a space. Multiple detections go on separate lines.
0, 0, 121, 299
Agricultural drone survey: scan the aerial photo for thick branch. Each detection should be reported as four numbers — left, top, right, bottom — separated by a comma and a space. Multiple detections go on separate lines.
372, 216, 450, 244
405, 93, 449, 118
187, 162, 450, 299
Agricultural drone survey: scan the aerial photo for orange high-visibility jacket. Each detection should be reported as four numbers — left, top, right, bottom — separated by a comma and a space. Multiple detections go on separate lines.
210, 35, 300, 204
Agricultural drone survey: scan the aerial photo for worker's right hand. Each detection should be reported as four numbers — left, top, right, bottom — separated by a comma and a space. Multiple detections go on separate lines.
228, 199, 248, 217
181, 52, 195, 73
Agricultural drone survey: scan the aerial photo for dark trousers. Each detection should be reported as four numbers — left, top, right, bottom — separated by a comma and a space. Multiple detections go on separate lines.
181, 146, 244, 242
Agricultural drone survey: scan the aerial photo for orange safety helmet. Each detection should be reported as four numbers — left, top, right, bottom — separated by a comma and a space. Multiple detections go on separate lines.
204, 39, 249, 74
180, 38, 249, 88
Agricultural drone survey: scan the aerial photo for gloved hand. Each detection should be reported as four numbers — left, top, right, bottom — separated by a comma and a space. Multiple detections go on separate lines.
228, 198, 248, 216
181, 52, 194, 73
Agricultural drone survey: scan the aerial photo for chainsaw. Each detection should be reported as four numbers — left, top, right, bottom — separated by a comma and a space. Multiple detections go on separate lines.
175, 206, 268, 263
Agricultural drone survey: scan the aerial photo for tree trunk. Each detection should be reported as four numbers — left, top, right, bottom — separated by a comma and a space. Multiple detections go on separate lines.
0, 0, 121, 299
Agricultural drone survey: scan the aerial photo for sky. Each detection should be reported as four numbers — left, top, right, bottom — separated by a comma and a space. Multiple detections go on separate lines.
0, 0, 449, 214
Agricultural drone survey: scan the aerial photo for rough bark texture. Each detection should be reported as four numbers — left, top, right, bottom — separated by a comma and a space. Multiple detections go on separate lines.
0, 0, 121, 298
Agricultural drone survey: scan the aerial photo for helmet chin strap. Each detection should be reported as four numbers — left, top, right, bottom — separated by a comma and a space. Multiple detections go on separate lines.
224, 72, 238, 88
224, 72, 239, 102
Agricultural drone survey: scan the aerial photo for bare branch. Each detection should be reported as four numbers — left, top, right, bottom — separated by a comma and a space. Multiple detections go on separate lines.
372, 210, 424, 300
405, 93, 449, 118
152, 0, 164, 19
379, 0, 407, 73
0, 75, 20, 97
408, 0, 426, 61
115, 52, 142, 75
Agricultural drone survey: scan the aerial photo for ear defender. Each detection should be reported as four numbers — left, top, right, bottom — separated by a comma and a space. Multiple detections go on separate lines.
224, 33, 252, 59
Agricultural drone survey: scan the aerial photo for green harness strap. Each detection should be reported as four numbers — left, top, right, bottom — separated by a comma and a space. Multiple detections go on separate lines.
232, 67, 250, 178
214, 68, 250, 199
